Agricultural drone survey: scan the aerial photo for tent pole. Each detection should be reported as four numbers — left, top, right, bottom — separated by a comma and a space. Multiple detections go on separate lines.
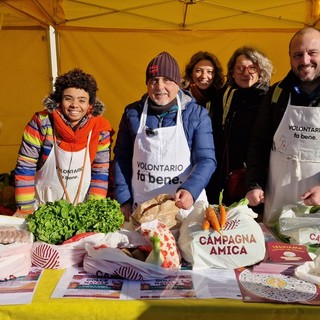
49, 25, 58, 88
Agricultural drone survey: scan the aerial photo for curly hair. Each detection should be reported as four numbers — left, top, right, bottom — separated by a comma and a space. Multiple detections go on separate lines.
182, 51, 225, 91
49, 68, 98, 105
226, 46, 273, 88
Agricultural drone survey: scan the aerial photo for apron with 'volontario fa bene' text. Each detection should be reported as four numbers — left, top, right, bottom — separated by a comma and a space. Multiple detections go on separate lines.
34, 131, 92, 207
132, 95, 207, 217
264, 95, 320, 226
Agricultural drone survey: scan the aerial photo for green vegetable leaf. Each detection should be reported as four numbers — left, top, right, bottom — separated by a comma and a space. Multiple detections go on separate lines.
228, 197, 249, 209
26, 198, 124, 244
310, 205, 320, 214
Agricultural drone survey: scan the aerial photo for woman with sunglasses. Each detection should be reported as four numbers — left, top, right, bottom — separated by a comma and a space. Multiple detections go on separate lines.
213, 46, 273, 206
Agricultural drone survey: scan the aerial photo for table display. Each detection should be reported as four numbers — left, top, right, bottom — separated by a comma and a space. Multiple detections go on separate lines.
1, 199, 320, 320
0, 266, 320, 320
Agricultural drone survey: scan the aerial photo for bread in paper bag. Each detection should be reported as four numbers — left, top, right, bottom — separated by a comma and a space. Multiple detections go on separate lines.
178, 201, 266, 270
130, 194, 180, 230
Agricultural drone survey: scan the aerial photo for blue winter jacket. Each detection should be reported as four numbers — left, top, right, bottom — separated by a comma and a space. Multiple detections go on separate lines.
113, 89, 217, 205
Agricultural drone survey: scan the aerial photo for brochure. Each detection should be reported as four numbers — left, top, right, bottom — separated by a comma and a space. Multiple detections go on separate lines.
0, 266, 43, 305
51, 265, 242, 300
265, 241, 313, 264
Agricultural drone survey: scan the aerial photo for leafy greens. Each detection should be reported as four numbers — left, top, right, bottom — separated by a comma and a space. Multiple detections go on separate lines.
26, 198, 124, 244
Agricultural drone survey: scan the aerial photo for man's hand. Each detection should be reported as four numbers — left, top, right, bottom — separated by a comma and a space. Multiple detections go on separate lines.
174, 189, 194, 210
245, 188, 265, 206
300, 185, 320, 206
121, 202, 133, 221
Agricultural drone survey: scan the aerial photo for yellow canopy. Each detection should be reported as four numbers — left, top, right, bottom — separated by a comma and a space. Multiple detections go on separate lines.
2, 0, 319, 30
1, 0, 320, 172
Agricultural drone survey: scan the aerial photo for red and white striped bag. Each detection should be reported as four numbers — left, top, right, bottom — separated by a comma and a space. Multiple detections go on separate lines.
31, 241, 87, 269
31, 230, 151, 270
31, 233, 108, 269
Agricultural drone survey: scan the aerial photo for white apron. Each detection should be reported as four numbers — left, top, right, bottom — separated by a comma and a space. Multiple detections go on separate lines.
264, 95, 320, 226
132, 96, 207, 218
35, 132, 92, 207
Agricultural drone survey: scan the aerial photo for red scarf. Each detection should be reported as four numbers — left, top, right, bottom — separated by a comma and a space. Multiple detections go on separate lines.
52, 109, 112, 163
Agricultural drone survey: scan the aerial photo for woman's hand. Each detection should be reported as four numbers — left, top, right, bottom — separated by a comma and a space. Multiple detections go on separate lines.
300, 185, 320, 206
245, 188, 265, 206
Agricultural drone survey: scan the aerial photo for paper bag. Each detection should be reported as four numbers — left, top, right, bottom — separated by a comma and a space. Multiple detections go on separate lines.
130, 194, 180, 229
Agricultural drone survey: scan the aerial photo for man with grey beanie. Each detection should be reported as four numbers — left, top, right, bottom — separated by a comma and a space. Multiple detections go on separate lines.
113, 51, 216, 220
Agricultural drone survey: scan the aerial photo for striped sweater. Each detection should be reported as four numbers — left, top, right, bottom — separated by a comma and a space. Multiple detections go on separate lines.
15, 110, 112, 211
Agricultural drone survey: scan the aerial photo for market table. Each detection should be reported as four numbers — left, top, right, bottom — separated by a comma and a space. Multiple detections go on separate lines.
0, 269, 319, 320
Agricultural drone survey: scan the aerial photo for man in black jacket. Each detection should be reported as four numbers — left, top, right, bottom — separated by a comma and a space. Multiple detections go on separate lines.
245, 27, 320, 226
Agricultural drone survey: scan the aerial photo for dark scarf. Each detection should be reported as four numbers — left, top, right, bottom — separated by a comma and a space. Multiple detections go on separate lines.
147, 98, 178, 115
189, 80, 213, 106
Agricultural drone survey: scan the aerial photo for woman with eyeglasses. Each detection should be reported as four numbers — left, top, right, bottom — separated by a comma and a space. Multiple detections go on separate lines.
212, 46, 273, 206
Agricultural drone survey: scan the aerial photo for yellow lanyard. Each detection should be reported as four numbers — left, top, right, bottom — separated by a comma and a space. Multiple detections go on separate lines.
222, 86, 237, 125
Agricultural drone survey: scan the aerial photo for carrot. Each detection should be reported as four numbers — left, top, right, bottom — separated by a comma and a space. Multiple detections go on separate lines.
205, 206, 222, 234
219, 190, 227, 229
202, 218, 211, 230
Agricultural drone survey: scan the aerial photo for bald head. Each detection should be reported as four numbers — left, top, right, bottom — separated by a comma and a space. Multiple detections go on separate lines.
289, 28, 320, 53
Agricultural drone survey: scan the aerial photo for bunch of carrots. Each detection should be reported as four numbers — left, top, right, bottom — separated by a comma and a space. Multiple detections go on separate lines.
202, 190, 227, 234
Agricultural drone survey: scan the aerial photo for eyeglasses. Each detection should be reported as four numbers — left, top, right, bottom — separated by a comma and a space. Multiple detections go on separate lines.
234, 65, 259, 75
